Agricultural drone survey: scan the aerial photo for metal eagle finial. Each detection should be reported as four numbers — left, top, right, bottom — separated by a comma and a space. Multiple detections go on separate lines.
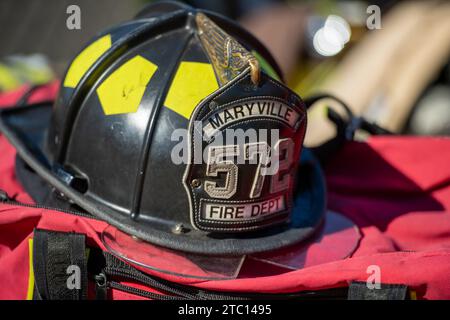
195, 12, 260, 86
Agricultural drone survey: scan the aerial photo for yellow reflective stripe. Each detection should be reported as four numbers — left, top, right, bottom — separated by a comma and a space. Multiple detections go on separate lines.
164, 62, 219, 119
26, 238, 34, 300
97, 55, 158, 115
0, 63, 20, 91
64, 34, 112, 88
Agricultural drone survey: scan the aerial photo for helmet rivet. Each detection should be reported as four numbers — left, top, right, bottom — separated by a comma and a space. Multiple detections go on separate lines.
289, 94, 299, 105
191, 179, 201, 188
209, 101, 217, 109
172, 224, 184, 234
131, 235, 142, 242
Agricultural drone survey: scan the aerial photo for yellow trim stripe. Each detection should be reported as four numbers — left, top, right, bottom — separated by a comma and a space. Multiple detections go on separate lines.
164, 62, 219, 119
26, 238, 34, 300
64, 34, 112, 88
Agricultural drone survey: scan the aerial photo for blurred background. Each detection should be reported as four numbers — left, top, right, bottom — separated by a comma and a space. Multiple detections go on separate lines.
0, 0, 449, 145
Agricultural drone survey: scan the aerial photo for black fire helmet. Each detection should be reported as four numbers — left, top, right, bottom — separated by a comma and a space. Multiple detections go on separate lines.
0, 1, 326, 255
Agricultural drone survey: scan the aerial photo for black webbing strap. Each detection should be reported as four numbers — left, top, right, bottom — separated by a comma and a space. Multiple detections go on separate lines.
348, 281, 408, 300
304, 94, 393, 165
32, 229, 88, 300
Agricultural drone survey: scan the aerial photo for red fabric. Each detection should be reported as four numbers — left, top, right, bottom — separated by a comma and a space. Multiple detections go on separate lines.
0, 82, 59, 108
0, 84, 449, 299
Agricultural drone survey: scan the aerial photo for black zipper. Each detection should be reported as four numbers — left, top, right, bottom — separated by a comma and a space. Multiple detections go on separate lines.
102, 267, 203, 300
0, 189, 101, 220
95, 271, 187, 300
94, 273, 108, 300
109, 281, 186, 300
96, 255, 349, 300
96, 268, 349, 300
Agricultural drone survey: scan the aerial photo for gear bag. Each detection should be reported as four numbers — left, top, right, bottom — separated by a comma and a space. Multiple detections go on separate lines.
0, 84, 450, 300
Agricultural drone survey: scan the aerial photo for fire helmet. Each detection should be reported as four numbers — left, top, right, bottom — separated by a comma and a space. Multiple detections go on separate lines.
0, 2, 326, 255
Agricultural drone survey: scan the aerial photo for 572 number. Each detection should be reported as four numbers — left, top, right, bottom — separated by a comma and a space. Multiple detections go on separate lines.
203, 138, 294, 199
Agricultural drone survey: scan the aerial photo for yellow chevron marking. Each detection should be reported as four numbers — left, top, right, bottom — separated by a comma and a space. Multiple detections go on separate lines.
164, 62, 218, 119
97, 55, 158, 115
